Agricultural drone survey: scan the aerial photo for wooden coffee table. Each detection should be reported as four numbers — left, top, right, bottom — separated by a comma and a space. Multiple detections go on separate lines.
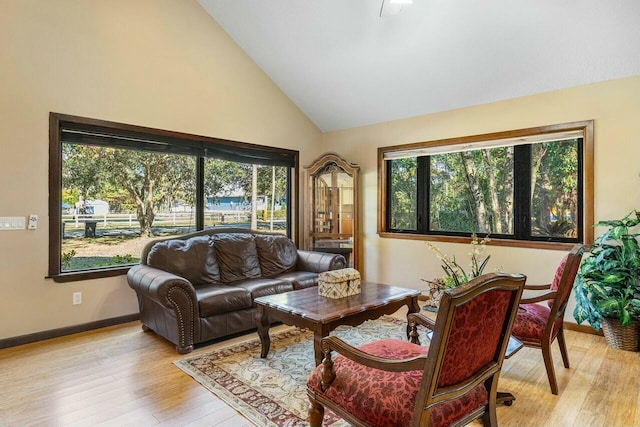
254, 283, 421, 365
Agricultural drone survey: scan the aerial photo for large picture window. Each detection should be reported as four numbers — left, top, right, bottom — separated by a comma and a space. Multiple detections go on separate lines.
49, 113, 298, 282
378, 121, 594, 248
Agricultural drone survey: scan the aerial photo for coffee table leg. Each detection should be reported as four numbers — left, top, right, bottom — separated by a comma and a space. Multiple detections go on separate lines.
313, 333, 323, 366
313, 324, 331, 365
256, 305, 271, 358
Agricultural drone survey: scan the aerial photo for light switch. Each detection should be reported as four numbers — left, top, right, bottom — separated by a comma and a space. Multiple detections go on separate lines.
0, 217, 26, 230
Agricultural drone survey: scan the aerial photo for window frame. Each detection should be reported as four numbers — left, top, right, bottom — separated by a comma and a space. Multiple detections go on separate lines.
49, 113, 300, 282
377, 121, 594, 250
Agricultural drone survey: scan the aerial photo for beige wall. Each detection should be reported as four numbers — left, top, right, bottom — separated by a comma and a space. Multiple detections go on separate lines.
1, 1, 638, 341
322, 76, 640, 324
0, 0, 323, 339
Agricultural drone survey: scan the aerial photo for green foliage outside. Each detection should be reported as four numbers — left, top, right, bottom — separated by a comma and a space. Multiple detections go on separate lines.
530, 140, 579, 237
430, 147, 514, 234
61, 250, 76, 269
389, 139, 579, 237
62, 145, 288, 237
389, 157, 417, 230
63, 253, 140, 271
257, 209, 287, 220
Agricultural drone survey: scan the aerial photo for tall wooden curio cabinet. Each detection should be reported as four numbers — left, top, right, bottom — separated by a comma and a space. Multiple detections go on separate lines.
304, 153, 360, 271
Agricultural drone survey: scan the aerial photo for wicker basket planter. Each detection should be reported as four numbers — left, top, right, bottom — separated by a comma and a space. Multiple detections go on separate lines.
601, 318, 640, 352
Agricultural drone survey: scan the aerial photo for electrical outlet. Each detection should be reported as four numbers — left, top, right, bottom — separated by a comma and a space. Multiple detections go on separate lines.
73, 292, 82, 305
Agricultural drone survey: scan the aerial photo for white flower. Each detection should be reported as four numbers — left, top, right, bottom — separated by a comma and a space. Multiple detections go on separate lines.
424, 234, 492, 288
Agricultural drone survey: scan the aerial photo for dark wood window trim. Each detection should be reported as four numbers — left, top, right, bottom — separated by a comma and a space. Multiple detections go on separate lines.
48, 113, 300, 282
377, 120, 594, 250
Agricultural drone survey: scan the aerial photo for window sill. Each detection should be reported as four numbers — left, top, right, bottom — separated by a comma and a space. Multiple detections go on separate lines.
48, 266, 132, 283
377, 231, 581, 251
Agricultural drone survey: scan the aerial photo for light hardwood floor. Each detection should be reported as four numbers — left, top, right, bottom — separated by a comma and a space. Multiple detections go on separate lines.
1, 314, 638, 427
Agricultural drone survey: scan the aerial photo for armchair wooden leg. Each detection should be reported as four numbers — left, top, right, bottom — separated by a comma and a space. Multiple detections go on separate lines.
483, 377, 499, 427
542, 343, 559, 395
481, 410, 497, 427
308, 398, 325, 427
557, 328, 570, 368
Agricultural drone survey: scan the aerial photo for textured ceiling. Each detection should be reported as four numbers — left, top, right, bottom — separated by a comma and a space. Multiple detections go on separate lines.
198, 0, 640, 132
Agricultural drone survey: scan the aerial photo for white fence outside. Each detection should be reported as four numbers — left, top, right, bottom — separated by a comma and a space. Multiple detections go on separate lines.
62, 211, 251, 228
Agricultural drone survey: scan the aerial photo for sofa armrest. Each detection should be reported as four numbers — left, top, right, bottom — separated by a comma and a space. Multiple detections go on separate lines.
127, 265, 198, 311
296, 250, 347, 273
127, 264, 200, 353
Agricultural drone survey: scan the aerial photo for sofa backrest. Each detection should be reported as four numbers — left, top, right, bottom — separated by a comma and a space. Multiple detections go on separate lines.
254, 234, 298, 277
147, 235, 221, 285
212, 233, 262, 283
142, 228, 299, 285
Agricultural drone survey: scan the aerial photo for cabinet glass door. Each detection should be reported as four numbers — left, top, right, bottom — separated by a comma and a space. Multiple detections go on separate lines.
305, 153, 359, 270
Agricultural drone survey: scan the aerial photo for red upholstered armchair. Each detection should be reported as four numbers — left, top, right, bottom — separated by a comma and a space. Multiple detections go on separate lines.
510, 244, 584, 395
306, 273, 526, 427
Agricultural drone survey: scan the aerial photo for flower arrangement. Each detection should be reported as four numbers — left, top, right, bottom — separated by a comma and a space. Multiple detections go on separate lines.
422, 234, 493, 308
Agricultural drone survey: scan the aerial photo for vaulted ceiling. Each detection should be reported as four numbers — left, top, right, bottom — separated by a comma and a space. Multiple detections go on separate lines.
198, 0, 640, 132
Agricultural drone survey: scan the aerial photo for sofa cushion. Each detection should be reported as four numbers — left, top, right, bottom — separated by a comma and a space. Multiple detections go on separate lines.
213, 233, 262, 283
195, 284, 252, 317
274, 271, 319, 290
147, 236, 220, 285
254, 234, 298, 277
232, 278, 295, 300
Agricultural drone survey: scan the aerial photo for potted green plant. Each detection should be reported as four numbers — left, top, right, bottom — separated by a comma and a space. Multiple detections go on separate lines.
422, 234, 493, 310
573, 211, 640, 351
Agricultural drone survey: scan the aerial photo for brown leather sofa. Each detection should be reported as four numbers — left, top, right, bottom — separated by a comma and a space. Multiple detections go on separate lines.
127, 228, 346, 353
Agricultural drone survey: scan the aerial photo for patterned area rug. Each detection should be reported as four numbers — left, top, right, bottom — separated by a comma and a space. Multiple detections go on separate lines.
174, 316, 408, 427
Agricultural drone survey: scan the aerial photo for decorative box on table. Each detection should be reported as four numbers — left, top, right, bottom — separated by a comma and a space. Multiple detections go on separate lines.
318, 268, 361, 299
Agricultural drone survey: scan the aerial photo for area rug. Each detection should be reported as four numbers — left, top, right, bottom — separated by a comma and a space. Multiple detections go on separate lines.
174, 316, 409, 427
